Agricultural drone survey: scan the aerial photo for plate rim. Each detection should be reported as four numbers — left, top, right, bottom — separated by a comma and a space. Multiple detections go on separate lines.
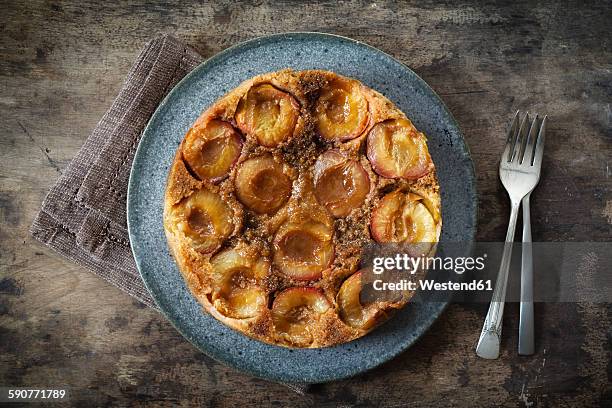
127, 31, 477, 383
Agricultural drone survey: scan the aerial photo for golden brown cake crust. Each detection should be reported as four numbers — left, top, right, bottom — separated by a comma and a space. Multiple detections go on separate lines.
163, 69, 441, 348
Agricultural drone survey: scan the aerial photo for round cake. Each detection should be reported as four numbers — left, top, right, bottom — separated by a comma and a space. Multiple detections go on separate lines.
163, 69, 441, 348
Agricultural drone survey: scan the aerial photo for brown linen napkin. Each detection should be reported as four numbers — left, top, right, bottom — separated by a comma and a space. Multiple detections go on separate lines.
29, 34, 308, 394
30, 35, 200, 308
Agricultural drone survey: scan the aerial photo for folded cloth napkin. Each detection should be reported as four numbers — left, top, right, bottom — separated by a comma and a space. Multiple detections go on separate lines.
30, 35, 200, 307
30, 34, 308, 395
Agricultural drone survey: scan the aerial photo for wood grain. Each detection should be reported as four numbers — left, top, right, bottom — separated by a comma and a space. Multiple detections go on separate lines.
1, 0, 610, 406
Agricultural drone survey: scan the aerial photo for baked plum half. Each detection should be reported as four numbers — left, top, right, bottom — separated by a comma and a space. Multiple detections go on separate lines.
337, 271, 388, 330
234, 155, 293, 214
271, 287, 331, 346
174, 189, 234, 253
367, 118, 433, 179
315, 78, 369, 141
182, 119, 243, 182
313, 150, 370, 217
235, 84, 300, 147
273, 215, 334, 280
210, 248, 269, 319
370, 191, 437, 243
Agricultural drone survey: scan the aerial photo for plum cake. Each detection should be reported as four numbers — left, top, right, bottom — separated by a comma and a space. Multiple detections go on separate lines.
163, 69, 441, 348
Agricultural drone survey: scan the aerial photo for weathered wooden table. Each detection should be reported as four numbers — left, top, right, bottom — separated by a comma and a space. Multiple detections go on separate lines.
1, 1, 610, 406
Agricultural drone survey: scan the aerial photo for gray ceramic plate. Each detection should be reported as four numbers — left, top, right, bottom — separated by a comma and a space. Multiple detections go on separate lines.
127, 32, 477, 383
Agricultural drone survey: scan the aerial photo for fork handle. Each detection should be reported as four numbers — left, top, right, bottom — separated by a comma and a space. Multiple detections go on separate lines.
519, 194, 535, 355
476, 200, 520, 359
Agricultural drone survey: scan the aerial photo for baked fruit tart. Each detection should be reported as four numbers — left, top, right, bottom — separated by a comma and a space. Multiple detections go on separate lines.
164, 69, 441, 348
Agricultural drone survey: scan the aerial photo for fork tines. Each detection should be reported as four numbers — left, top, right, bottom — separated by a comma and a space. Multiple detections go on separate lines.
503, 111, 547, 167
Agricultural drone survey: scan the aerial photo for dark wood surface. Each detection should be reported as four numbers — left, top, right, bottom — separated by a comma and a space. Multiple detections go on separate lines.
1, 1, 610, 406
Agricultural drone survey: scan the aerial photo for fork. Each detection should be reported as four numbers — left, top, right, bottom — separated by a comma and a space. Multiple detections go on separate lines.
476, 111, 547, 359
